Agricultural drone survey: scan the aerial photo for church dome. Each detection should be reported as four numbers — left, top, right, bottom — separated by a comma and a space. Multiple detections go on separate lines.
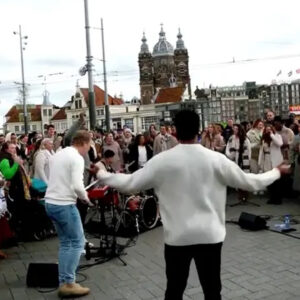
153, 25, 174, 57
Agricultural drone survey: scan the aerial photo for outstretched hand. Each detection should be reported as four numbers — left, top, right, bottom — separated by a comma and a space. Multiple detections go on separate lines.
276, 163, 291, 176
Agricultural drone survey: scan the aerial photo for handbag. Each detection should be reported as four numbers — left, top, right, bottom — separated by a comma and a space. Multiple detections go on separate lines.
31, 178, 47, 193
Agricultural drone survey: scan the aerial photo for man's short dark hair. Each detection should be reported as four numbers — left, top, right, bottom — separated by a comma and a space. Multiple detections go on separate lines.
47, 124, 55, 130
103, 149, 115, 159
174, 110, 200, 141
273, 116, 283, 124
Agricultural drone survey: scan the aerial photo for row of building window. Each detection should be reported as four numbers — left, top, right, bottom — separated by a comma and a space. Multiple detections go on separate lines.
15, 124, 37, 132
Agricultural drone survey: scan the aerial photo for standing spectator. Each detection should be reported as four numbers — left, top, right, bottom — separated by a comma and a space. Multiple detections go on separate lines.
0, 175, 14, 258
285, 113, 298, 128
258, 124, 284, 204
201, 124, 225, 153
170, 124, 177, 138
94, 128, 104, 156
247, 119, 264, 174
120, 128, 134, 164
46, 124, 55, 140
88, 131, 99, 163
292, 123, 300, 193
222, 119, 234, 144
5, 133, 18, 146
0, 134, 5, 151
53, 135, 63, 153
33, 139, 54, 185
148, 124, 158, 149
226, 124, 251, 202
17, 134, 29, 161
128, 134, 153, 173
273, 116, 294, 162
102, 133, 123, 172
241, 121, 252, 133
265, 110, 275, 124
0, 142, 31, 237
29, 138, 43, 177
27, 132, 38, 156
153, 124, 178, 156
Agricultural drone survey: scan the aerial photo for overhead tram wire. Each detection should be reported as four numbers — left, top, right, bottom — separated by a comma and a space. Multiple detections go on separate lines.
1, 52, 300, 92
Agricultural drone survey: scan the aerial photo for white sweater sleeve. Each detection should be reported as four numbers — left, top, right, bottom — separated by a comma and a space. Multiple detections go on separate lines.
96, 158, 158, 193
217, 155, 280, 191
71, 157, 89, 200
270, 133, 283, 147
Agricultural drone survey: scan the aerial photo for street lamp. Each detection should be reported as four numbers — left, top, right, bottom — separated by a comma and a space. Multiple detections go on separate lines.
13, 25, 28, 134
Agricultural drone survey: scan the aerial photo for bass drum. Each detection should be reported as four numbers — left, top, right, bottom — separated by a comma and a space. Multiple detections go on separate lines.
139, 196, 158, 229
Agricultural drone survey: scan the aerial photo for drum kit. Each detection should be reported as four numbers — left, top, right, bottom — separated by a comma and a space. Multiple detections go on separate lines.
84, 181, 159, 265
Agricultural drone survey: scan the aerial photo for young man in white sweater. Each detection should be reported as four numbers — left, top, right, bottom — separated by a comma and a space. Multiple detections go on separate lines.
45, 131, 92, 298
94, 110, 289, 300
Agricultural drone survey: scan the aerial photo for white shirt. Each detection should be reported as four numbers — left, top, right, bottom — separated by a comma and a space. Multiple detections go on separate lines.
97, 144, 280, 246
45, 147, 88, 205
34, 149, 53, 184
138, 146, 147, 168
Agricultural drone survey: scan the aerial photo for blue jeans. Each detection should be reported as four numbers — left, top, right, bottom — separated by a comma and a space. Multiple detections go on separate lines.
45, 203, 85, 284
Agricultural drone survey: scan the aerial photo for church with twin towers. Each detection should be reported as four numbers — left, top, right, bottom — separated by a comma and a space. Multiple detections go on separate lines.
138, 25, 192, 104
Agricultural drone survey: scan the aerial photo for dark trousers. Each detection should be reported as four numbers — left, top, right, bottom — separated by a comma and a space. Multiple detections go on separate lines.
164, 242, 222, 300
268, 177, 283, 204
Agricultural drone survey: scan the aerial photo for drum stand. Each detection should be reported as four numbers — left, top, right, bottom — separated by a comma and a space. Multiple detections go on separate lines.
85, 201, 127, 266
229, 190, 260, 207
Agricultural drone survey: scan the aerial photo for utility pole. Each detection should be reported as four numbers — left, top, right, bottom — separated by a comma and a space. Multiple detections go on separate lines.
84, 0, 96, 130
101, 18, 110, 132
14, 25, 28, 134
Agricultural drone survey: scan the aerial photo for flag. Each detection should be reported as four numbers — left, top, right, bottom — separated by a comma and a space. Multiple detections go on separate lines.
277, 70, 282, 76
296, 69, 300, 74
288, 71, 293, 77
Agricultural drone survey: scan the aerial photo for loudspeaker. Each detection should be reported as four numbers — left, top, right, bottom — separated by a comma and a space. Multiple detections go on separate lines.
238, 212, 267, 231
26, 263, 59, 288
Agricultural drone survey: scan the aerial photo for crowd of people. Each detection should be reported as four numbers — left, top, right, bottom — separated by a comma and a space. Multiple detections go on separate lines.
0, 109, 298, 298
200, 112, 300, 204
0, 111, 299, 253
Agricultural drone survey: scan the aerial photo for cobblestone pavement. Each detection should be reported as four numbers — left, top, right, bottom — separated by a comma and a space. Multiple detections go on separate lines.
1, 193, 300, 300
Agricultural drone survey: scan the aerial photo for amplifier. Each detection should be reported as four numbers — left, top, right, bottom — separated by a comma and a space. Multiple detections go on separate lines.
26, 263, 59, 288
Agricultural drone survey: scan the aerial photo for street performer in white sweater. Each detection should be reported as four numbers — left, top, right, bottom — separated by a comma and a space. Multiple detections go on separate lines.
45, 131, 92, 298
93, 110, 289, 300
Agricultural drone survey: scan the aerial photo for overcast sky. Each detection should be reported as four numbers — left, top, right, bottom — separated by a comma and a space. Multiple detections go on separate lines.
1, 0, 300, 124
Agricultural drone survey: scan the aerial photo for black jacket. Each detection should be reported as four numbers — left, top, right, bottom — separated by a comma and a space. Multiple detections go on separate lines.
128, 144, 153, 173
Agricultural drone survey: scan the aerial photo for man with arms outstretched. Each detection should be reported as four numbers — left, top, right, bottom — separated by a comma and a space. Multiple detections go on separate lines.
94, 110, 289, 300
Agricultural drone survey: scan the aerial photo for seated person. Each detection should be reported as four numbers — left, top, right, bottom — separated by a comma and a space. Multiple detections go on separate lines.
95, 150, 115, 174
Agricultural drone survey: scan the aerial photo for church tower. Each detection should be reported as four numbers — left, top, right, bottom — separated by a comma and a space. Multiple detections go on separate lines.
138, 33, 154, 105
174, 29, 191, 98
138, 25, 191, 104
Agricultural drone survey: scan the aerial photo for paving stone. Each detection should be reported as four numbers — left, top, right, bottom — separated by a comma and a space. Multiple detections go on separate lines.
1, 194, 300, 299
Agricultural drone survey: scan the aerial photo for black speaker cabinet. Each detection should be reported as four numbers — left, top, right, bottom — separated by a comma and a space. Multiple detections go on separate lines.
26, 263, 59, 288
238, 212, 267, 231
